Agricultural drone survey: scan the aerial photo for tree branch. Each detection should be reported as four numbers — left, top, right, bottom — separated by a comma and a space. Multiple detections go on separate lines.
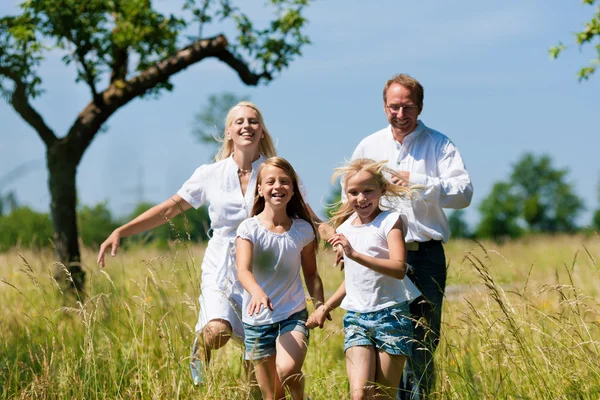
67, 34, 269, 162
0, 67, 57, 147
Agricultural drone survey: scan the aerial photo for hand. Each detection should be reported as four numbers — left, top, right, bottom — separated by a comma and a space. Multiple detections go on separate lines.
97, 230, 121, 268
248, 291, 273, 316
391, 170, 410, 187
306, 304, 332, 329
328, 234, 355, 260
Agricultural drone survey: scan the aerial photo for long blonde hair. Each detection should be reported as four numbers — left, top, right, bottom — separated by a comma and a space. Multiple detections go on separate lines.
251, 157, 319, 249
214, 101, 277, 161
329, 158, 415, 229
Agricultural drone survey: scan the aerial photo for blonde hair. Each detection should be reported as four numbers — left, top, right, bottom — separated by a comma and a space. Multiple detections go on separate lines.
214, 101, 277, 161
383, 74, 424, 112
329, 158, 415, 229
252, 157, 319, 249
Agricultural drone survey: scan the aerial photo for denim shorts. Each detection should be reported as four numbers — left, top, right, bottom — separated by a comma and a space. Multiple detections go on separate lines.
244, 309, 309, 360
343, 302, 413, 356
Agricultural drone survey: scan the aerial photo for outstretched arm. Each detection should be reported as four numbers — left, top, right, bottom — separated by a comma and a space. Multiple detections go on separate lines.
97, 194, 191, 267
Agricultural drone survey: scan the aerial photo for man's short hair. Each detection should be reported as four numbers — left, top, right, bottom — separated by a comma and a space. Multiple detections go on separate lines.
383, 74, 424, 111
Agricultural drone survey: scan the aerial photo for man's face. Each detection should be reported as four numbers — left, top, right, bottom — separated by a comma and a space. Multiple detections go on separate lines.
384, 83, 421, 136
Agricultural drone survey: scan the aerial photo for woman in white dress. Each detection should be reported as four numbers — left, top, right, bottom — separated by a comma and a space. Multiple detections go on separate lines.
97, 101, 301, 384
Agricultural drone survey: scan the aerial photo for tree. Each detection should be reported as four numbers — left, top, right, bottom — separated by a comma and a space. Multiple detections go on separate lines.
549, 0, 600, 80
476, 153, 584, 240
0, 191, 18, 216
447, 209, 473, 239
592, 179, 600, 232
510, 154, 583, 233
476, 181, 522, 240
193, 92, 249, 159
0, 0, 313, 292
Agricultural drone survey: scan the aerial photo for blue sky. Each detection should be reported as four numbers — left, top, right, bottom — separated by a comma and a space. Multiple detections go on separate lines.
1, 0, 598, 228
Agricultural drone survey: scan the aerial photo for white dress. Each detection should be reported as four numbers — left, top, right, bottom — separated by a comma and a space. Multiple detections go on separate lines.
177, 154, 264, 339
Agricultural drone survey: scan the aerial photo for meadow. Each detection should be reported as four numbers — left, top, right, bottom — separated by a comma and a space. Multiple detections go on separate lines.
1, 234, 599, 399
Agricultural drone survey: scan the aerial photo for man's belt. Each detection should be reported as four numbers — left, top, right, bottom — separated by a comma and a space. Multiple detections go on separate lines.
406, 240, 442, 252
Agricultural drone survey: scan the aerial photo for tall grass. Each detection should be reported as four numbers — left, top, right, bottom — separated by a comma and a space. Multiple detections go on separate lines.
1, 234, 599, 399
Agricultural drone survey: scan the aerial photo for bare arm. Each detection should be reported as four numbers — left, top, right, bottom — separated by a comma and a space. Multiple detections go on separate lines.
306, 280, 346, 329
300, 241, 325, 307
97, 194, 192, 267
236, 237, 273, 315
327, 218, 407, 279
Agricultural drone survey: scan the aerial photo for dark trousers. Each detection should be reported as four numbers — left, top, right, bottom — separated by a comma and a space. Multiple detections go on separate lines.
399, 241, 447, 399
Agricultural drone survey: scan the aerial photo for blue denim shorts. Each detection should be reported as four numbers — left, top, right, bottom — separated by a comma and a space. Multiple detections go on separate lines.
343, 302, 413, 356
244, 309, 309, 360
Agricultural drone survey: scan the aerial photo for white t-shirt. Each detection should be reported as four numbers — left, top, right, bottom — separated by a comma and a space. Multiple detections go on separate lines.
349, 121, 473, 243
237, 216, 315, 325
338, 211, 421, 313
176, 154, 309, 293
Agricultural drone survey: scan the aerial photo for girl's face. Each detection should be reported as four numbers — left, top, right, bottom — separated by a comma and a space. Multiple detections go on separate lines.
226, 106, 263, 153
257, 165, 295, 209
345, 170, 384, 223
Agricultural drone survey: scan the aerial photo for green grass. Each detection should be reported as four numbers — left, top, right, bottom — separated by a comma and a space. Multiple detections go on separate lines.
1, 234, 599, 399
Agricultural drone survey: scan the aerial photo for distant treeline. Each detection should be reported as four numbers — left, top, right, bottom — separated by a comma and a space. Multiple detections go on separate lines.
0, 202, 210, 252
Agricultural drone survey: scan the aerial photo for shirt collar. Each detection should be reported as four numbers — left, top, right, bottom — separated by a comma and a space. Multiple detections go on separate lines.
388, 120, 426, 144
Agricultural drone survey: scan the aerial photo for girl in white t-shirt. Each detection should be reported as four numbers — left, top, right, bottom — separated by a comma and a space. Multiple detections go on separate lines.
236, 156, 325, 400
307, 158, 421, 400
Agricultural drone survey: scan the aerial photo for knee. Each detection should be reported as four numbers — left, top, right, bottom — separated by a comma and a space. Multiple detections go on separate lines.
202, 319, 232, 349
276, 365, 303, 387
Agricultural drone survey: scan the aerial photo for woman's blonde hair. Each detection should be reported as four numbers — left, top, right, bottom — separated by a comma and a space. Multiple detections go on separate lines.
214, 101, 277, 161
251, 157, 319, 249
329, 158, 415, 229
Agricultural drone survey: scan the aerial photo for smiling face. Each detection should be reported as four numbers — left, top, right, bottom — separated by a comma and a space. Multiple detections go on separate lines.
226, 106, 264, 153
345, 169, 384, 224
384, 83, 422, 139
257, 165, 295, 209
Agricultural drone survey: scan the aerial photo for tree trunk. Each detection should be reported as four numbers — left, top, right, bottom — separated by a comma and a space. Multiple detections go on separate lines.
47, 141, 86, 294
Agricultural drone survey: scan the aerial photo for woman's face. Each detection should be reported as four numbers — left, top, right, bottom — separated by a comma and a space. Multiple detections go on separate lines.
226, 106, 264, 153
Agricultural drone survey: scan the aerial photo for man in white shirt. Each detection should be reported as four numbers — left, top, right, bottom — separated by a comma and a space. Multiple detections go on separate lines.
349, 74, 473, 399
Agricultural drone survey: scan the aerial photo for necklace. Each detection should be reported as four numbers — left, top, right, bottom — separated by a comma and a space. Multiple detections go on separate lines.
238, 168, 252, 175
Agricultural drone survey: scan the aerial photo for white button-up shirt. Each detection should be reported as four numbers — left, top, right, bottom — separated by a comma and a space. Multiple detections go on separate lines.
349, 121, 473, 243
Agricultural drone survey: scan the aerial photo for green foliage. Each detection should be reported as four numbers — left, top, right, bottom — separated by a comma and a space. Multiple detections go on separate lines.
0, 206, 53, 251
448, 209, 473, 239
192, 92, 249, 159
476, 153, 584, 240
510, 153, 583, 233
0, 0, 314, 99
476, 181, 522, 240
593, 209, 600, 232
77, 202, 120, 247
549, 0, 600, 80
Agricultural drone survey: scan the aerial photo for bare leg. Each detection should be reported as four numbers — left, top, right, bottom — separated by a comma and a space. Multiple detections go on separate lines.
375, 351, 405, 400
253, 356, 284, 400
346, 345, 377, 400
191, 318, 233, 384
275, 331, 309, 400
